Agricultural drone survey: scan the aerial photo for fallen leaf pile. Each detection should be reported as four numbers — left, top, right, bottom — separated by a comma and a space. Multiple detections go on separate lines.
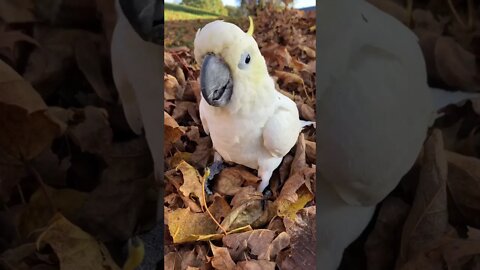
163, 8, 316, 270
0, 0, 159, 269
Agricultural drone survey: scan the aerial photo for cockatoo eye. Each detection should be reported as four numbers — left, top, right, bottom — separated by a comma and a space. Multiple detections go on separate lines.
238, 52, 251, 70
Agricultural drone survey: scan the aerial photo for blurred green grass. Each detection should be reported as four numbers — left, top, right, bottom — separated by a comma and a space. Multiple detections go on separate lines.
165, 3, 221, 21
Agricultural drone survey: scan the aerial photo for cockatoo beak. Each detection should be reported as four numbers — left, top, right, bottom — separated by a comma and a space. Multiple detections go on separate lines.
200, 54, 233, 107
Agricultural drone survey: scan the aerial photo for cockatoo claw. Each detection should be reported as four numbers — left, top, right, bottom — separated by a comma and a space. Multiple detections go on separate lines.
261, 187, 272, 210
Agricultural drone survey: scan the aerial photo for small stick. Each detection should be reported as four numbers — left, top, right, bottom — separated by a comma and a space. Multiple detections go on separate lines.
201, 168, 227, 235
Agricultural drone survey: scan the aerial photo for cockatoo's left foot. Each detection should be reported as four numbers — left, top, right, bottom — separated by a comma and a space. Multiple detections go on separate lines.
205, 160, 225, 195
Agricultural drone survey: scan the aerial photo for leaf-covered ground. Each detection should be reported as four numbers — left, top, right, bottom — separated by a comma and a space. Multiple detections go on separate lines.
163, 8, 317, 270
0, 0, 160, 269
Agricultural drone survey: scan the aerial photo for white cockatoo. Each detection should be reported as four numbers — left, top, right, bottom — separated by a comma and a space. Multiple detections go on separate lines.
110, 0, 164, 182
318, 1, 478, 269
194, 18, 311, 192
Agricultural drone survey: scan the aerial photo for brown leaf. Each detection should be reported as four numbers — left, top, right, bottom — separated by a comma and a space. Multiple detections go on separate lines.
365, 197, 410, 270
222, 229, 275, 261
290, 134, 306, 176
0, 0, 35, 23
210, 242, 236, 270
435, 36, 480, 92
36, 214, 120, 270
0, 60, 64, 161
235, 260, 275, 270
446, 151, 480, 228
177, 161, 204, 208
274, 70, 304, 86
278, 206, 316, 269
220, 200, 263, 232
165, 112, 184, 155
69, 106, 113, 155
208, 195, 231, 223
305, 140, 316, 164
397, 129, 449, 267
214, 166, 260, 196
276, 167, 314, 220
167, 208, 217, 244
298, 103, 315, 121
77, 138, 153, 241
165, 74, 181, 100
298, 45, 315, 58
0, 243, 36, 269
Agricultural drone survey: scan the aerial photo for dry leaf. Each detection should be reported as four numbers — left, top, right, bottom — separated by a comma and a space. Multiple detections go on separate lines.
167, 208, 217, 244
365, 197, 410, 270
177, 160, 204, 208
210, 242, 236, 270
446, 151, 480, 228
397, 129, 449, 267
214, 166, 260, 196
0, 60, 64, 161
278, 206, 316, 269
222, 229, 275, 261
276, 167, 314, 220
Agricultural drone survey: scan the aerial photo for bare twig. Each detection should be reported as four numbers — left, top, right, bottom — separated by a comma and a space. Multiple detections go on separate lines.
201, 168, 227, 235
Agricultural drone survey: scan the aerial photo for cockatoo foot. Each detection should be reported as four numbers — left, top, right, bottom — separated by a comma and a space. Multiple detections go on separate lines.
205, 160, 225, 195
261, 187, 272, 210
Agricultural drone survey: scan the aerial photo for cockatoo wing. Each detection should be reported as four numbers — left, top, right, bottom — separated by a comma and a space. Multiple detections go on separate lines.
317, 0, 433, 206
262, 93, 301, 158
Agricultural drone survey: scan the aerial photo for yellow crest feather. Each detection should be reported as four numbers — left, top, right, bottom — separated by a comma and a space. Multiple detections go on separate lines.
247, 16, 254, 36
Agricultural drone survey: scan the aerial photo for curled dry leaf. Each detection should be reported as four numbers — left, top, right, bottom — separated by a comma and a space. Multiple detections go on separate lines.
18, 186, 88, 239
167, 208, 218, 244
165, 74, 181, 101
69, 106, 113, 155
235, 260, 275, 270
290, 134, 306, 176
435, 36, 480, 92
214, 166, 260, 196
0, 0, 35, 24
0, 60, 64, 161
210, 242, 236, 270
446, 151, 480, 228
177, 160, 204, 208
165, 111, 184, 155
36, 213, 120, 270
365, 197, 410, 270
221, 200, 264, 232
276, 167, 315, 220
274, 70, 304, 87
222, 229, 275, 261
278, 206, 316, 269
397, 129, 449, 267
77, 138, 153, 241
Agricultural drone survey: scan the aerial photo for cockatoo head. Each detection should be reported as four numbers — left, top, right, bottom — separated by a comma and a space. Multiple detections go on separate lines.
194, 17, 269, 107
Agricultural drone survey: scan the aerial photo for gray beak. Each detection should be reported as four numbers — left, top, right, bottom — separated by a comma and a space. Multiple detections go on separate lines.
200, 54, 233, 107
